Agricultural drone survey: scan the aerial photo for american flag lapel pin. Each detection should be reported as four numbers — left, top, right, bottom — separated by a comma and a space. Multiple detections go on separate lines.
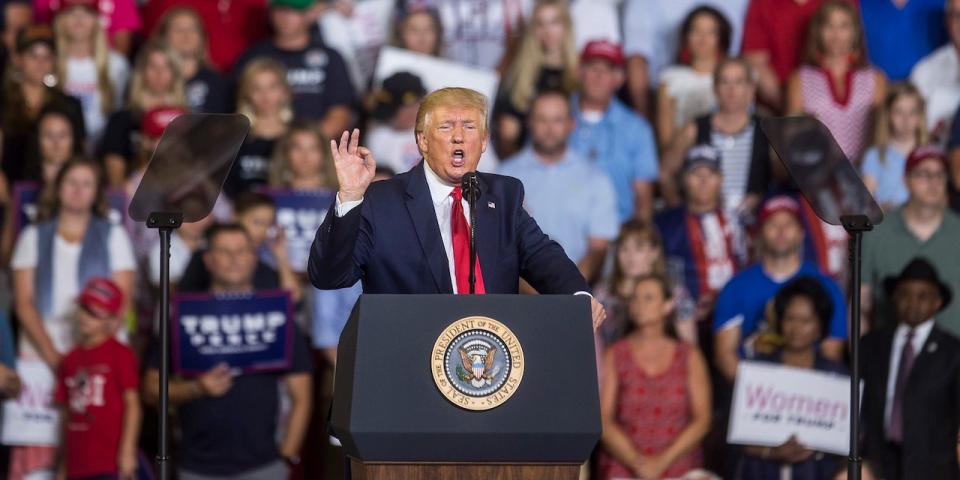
488, 201, 495, 209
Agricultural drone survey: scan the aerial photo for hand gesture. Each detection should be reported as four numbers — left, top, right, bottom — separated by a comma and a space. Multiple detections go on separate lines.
591, 298, 607, 331
331, 129, 376, 203
117, 447, 137, 479
197, 363, 234, 398
772, 435, 814, 464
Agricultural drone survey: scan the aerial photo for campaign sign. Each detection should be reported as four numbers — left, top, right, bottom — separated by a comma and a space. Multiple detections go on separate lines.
1, 361, 60, 446
12, 181, 129, 239
172, 290, 294, 376
728, 361, 853, 455
262, 188, 335, 273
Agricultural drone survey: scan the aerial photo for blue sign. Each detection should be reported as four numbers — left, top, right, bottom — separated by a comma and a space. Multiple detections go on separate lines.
262, 188, 335, 272
12, 181, 129, 239
171, 290, 294, 376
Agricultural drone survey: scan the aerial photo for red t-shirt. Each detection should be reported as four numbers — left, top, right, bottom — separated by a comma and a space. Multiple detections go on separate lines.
741, 0, 828, 83
141, 0, 269, 72
54, 337, 140, 479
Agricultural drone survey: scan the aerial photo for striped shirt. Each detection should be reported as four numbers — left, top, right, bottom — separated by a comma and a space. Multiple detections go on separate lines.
711, 124, 755, 211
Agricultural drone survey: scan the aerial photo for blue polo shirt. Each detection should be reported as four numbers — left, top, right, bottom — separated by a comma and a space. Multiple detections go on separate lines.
861, 0, 947, 80
712, 262, 848, 353
569, 96, 659, 220
499, 147, 620, 263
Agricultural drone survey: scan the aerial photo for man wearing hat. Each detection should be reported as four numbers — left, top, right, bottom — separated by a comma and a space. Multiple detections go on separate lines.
365, 71, 429, 174
861, 257, 960, 480
656, 144, 746, 336
232, 0, 356, 140
862, 145, 960, 335
713, 195, 848, 383
569, 39, 659, 222
500, 89, 619, 285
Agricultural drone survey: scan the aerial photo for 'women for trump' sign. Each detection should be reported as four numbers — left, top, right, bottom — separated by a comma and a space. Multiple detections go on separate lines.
728, 361, 853, 455
172, 290, 294, 376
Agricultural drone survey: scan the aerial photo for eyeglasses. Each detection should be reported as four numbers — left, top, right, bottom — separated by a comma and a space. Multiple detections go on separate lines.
909, 169, 947, 181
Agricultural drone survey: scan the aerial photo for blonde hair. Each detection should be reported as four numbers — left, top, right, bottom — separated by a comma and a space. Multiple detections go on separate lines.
127, 41, 185, 111
873, 83, 928, 164
269, 123, 338, 189
54, 8, 114, 113
501, 0, 578, 113
154, 7, 211, 65
236, 58, 293, 127
415, 87, 488, 145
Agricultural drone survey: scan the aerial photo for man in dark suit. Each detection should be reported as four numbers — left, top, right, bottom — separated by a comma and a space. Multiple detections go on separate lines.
308, 87, 605, 327
861, 257, 960, 480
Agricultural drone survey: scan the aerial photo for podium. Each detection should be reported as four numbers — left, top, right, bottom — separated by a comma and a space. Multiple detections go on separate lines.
331, 294, 601, 480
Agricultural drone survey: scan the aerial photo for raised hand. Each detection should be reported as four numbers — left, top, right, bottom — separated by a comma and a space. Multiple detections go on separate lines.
331, 128, 377, 203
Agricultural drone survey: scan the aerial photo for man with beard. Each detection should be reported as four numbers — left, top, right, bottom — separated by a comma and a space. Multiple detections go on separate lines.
499, 90, 618, 285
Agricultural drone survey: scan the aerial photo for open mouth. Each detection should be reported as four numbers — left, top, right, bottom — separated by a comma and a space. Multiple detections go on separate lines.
452, 149, 465, 167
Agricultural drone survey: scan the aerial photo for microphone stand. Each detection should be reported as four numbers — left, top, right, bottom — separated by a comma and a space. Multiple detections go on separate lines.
463, 173, 479, 294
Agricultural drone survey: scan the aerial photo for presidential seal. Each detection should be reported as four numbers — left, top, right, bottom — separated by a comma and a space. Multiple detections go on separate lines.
431, 316, 524, 411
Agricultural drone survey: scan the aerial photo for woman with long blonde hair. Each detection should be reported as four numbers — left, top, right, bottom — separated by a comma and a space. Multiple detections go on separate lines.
100, 42, 185, 187
224, 58, 293, 198
53, 0, 129, 145
153, 6, 228, 113
269, 123, 338, 192
494, 0, 578, 157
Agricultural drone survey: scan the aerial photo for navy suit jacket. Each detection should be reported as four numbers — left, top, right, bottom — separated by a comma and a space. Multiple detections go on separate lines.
308, 162, 589, 294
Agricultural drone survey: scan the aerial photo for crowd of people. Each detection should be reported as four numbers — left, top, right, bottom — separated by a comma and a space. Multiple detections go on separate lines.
0, 0, 959, 479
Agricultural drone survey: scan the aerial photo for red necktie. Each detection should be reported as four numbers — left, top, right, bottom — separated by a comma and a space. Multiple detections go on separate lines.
451, 186, 485, 294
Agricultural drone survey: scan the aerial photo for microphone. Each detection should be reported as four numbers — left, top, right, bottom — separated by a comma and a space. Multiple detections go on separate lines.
461, 172, 480, 294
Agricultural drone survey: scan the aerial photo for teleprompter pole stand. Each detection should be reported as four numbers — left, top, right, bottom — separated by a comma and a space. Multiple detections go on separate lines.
147, 212, 184, 480
841, 214, 872, 480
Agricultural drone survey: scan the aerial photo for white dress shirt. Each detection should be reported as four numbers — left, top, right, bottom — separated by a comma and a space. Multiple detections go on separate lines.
884, 319, 935, 434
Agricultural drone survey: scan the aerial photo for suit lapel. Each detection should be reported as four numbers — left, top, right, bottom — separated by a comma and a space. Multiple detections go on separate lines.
405, 162, 453, 293
475, 174, 500, 292
908, 327, 944, 385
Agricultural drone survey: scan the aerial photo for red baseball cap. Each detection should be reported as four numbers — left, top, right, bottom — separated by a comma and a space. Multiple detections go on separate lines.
52, 0, 99, 14
904, 145, 948, 176
77, 277, 124, 318
580, 40, 625, 68
757, 195, 801, 227
142, 106, 187, 139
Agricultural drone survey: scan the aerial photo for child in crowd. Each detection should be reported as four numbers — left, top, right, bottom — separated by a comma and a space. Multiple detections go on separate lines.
598, 273, 712, 480
55, 278, 141, 480
595, 220, 697, 346
860, 83, 928, 211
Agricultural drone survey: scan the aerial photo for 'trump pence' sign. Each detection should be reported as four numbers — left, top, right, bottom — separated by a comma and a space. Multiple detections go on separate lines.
172, 290, 294, 376
728, 361, 852, 455
262, 188, 335, 273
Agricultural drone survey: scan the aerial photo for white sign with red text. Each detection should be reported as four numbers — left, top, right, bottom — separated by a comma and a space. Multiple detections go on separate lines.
1, 361, 60, 446
728, 361, 852, 456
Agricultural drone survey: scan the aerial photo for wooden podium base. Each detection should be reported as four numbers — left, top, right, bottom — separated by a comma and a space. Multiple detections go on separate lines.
349, 458, 582, 480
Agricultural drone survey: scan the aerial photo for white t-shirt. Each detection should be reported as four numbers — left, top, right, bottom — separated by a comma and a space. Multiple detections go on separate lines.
623, 0, 748, 86
366, 123, 500, 174
63, 51, 130, 145
319, 0, 394, 91
11, 223, 136, 359
430, 0, 534, 69
910, 44, 960, 143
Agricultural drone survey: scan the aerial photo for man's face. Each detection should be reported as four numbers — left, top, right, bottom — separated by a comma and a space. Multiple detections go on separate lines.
906, 158, 948, 208
948, 0, 960, 46
270, 7, 308, 38
760, 211, 804, 259
683, 165, 722, 207
893, 279, 943, 327
528, 95, 573, 157
204, 231, 257, 290
715, 63, 755, 113
578, 59, 623, 105
417, 105, 487, 184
